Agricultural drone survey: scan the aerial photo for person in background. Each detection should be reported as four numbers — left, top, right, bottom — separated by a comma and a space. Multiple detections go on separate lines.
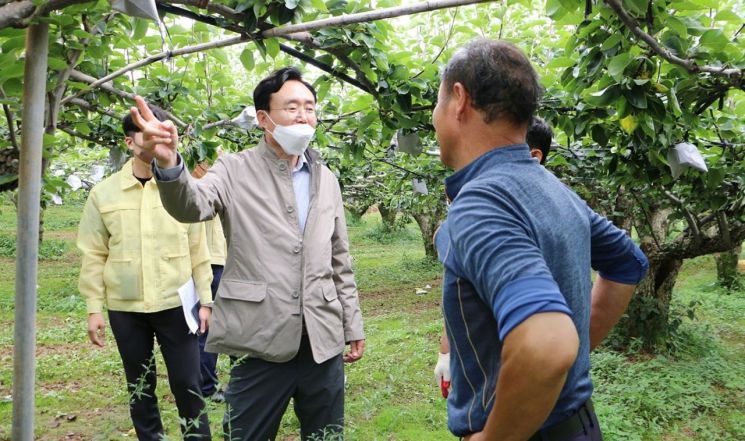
526, 116, 552, 165
129, 66, 365, 441
77, 106, 213, 441
192, 160, 228, 403
432, 38, 649, 441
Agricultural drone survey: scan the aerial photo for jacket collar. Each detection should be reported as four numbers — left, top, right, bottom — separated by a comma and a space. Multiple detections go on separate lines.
445, 144, 531, 201
258, 136, 322, 170
120, 159, 141, 190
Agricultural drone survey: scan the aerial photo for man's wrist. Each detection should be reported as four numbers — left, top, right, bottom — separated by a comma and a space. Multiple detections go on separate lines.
156, 154, 177, 169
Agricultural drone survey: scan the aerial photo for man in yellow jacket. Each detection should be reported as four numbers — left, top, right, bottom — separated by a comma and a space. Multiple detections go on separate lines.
77, 106, 213, 441
192, 161, 228, 402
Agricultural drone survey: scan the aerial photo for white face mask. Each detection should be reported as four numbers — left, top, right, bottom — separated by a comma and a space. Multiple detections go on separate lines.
264, 113, 315, 156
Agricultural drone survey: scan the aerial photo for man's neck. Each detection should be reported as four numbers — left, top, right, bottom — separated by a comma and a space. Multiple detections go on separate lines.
266, 137, 299, 169
452, 121, 526, 171
131, 156, 153, 180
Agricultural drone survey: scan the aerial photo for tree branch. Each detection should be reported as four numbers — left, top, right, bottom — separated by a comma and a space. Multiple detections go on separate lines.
0, 0, 92, 29
0, 86, 17, 149
413, 7, 458, 79
156, 2, 246, 34
604, 0, 743, 78
49, 13, 114, 133
67, 97, 121, 119
717, 211, 732, 249
68, 69, 187, 127
279, 43, 373, 94
165, 0, 242, 22
662, 189, 701, 245
156, 3, 378, 95
260, 0, 492, 37
60, 35, 249, 106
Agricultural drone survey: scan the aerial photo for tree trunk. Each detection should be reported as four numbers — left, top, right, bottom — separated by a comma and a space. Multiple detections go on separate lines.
715, 243, 742, 291
378, 204, 398, 232
614, 206, 681, 352
616, 255, 683, 351
412, 213, 440, 260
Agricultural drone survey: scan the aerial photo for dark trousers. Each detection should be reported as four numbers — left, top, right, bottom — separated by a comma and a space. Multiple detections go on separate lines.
223, 335, 344, 441
109, 307, 211, 441
529, 401, 603, 441
199, 264, 223, 395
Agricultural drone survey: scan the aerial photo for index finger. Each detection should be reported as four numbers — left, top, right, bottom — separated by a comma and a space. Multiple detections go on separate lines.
134, 95, 156, 121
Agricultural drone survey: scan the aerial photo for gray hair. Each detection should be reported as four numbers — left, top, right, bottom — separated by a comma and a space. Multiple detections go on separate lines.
441, 39, 543, 125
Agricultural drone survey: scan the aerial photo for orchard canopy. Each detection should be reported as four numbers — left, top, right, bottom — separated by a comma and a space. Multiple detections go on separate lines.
1, 0, 744, 348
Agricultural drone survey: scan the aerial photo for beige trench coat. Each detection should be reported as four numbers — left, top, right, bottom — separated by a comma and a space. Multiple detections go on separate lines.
156, 140, 364, 363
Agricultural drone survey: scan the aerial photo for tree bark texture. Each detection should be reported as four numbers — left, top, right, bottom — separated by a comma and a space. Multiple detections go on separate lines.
715, 243, 742, 291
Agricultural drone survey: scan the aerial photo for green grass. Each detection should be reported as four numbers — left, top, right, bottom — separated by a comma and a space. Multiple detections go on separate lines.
1, 201, 744, 440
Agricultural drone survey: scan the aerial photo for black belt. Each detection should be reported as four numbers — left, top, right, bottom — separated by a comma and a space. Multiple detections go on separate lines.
528, 399, 596, 441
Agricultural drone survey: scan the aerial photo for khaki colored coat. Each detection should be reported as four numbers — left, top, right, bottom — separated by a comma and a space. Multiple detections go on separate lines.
156, 140, 364, 363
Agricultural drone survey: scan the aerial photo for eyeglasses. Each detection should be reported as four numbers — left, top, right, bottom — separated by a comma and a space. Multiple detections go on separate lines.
270, 105, 317, 118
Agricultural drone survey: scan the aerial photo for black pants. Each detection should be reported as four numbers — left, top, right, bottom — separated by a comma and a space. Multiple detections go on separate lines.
199, 264, 223, 395
223, 335, 344, 441
529, 401, 603, 441
109, 307, 211, 441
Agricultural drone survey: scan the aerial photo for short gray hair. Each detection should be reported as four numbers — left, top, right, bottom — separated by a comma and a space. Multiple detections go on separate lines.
441, 39, 543, 125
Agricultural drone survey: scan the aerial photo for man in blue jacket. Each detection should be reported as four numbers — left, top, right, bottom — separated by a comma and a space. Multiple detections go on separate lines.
432, 38, 649, 441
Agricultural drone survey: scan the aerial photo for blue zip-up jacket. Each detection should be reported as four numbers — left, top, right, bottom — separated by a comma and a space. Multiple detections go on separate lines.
436, 144, 648, 437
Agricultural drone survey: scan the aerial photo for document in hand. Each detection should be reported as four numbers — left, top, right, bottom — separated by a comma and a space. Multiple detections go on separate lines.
178, 278, 200, 335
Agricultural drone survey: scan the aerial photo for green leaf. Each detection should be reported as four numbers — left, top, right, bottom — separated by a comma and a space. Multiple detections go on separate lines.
607, 53, 632, 81
132, 18, 149, 40
0, 61, 25, 81
714, 9, 741, 22
699, 29, 729, 52
310, 0, 329, 12
546, 57, 576, 68
624, 0, 647, 15
264, 38, 280, 59
625, 87, 648, 109
664, 16, 688, 37
668, 89, 682, 116
600, 34, 622, 52
0, 174, 18, 186
239, 48, 254, 71
47, 57, 67, 71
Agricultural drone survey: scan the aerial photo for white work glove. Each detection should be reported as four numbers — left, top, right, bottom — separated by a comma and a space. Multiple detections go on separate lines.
434, 351, 451, 387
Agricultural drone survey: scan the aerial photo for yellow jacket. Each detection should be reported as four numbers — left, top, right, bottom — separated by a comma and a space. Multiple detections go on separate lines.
77, 159, 212, 314
205, 216, 227, 266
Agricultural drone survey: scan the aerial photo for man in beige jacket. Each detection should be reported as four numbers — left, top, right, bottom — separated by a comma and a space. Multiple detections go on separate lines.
129, 67, 365, 441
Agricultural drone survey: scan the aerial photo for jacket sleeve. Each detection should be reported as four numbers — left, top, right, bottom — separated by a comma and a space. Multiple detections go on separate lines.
153, 153, 231, 223
188, 222, 214, 305
330, 182, 365, 342
76, 190, 109, 314
587, 206, 649, 285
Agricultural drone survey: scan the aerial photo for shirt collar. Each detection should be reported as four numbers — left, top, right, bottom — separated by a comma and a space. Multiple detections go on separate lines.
445, 144, 531, 201
293, 152, 309, 172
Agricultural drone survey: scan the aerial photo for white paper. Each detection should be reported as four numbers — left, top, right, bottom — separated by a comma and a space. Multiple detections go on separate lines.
178, 278, 200, 334
231, 106, 258, 130
111, 0, 160, 21
667, 142, 708, 179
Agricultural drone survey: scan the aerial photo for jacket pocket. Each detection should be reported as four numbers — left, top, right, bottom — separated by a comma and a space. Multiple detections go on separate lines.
321, 278, 343, 321
210, 279, 271, 354
103, 256, 142, 300
218, 279, 267, 302
160, 250, 190, 289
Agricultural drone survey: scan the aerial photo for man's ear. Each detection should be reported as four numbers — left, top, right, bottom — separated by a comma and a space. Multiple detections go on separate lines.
124, 136, 133, 151
256, 109, 269, 131
530, 148, 543, 163
452, 82, 470, 121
